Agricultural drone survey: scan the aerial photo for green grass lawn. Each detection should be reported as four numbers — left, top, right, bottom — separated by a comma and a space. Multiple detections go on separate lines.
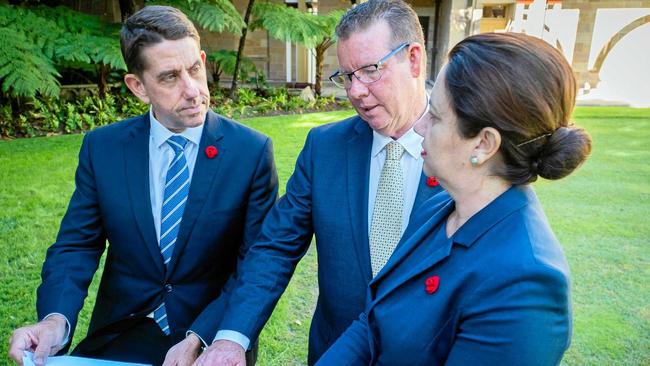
0, 107, 648, 365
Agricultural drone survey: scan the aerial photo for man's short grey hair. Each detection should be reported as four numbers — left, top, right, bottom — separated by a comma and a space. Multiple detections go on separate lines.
336, 0, 425, 49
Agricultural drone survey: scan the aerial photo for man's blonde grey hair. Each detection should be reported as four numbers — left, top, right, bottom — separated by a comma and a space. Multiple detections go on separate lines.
336, 0, 425, 51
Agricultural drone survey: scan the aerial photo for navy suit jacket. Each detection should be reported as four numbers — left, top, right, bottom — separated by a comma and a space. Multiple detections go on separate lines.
217, 115, 443, 364
317, 185, 572, 365
36, 110, 278, 351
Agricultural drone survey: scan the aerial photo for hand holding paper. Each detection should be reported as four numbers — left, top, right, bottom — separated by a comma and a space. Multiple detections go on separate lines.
8, 315, 67, 366
22, 351, 151, 366
162, 333, 202, 366
193, 340, 245, 366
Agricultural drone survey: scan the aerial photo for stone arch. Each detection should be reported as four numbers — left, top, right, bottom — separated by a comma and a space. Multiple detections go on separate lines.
590, 15, 650, 73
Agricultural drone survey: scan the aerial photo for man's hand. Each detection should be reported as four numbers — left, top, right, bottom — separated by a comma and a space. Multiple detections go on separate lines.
8, 315, 67, 366
162, 333, 203, 366
193, 340, 245, 366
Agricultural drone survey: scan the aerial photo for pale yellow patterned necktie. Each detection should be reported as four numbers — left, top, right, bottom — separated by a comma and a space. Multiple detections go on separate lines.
370, 141, 405, 277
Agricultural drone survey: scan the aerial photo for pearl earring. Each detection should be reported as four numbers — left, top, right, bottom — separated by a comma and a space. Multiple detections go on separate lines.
470, 156, 479, 166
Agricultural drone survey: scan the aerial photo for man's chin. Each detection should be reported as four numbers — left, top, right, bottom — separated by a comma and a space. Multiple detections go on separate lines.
363, 117, 390, 135
184, 109, 208, 125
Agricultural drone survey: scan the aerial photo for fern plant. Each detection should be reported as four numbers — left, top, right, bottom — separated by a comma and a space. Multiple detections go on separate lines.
0, 4, 125, 99
149, 0, 245, 34
207, 49, 259, 85
0, 27, 60, 98
250, 3, 344, 96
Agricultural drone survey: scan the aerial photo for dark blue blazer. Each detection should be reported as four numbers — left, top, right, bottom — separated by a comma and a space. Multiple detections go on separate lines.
36, 110, 278, 351
217, 115, 443, 364
317, 185, 572, 365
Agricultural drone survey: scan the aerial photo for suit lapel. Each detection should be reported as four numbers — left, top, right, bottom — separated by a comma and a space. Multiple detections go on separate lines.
369, 196, 454, 305
124, 114, 165, 274
399, 172, 445, 245
412, 172, 444, 214
167, 111, 225, 277
369, 186, 529, 306
347, 118, 374, 281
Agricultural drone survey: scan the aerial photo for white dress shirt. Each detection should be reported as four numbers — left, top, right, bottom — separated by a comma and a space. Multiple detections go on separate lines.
148, 110, 203, 241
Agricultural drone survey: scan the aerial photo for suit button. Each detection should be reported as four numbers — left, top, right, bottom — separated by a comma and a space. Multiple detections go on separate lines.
165, 284, 173, 293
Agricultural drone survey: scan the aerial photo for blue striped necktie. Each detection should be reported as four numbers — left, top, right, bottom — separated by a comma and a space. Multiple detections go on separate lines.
154, 135, 190, 335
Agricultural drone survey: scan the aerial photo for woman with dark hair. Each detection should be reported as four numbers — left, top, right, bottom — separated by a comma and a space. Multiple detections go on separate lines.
317, 32, 591, 365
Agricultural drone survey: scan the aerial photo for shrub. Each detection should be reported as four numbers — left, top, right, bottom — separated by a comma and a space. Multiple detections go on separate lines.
210, 86, 350, 119
0, 91, 147, 138
0, 86, 350, 138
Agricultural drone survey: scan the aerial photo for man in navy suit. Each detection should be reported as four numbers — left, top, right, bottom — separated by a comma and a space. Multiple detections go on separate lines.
195, 1, 442, 365
8, 6, 277, 366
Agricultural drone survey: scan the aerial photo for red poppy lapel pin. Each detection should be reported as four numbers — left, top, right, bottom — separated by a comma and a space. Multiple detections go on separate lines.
205, 145, 218, 159
425, 275, 440, 294
426, 176, 439, 187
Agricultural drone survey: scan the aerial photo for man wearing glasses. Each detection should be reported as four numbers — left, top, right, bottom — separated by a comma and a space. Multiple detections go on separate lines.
195, 0, 441, 365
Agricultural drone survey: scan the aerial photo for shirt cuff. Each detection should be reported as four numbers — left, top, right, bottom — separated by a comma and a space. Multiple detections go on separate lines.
186, 330, 208, 349
213, 330, 250, 351
43, 313, 70, 347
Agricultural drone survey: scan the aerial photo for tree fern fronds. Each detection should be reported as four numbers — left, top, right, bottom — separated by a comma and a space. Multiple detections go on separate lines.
251, 3, 342, 49
207, 49, 257, 78
0, 28, 60, 98
0, 4, 124, 98
54, 33, 126, 71
149, 0, 245, 34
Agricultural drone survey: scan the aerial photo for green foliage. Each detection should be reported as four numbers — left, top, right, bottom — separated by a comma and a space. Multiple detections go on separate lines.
150, 0, 245, 34
0, 28, 60, 98
210, 86, 350, 119
251, 3, 344, 48
0, 4, 125, 98
249, 4, 344, 95
207, 49, 259, 82
0, 93, 148, 137
0, 84, 347, 137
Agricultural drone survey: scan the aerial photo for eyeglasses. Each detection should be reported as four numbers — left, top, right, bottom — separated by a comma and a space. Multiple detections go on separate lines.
329, 42, 410, 89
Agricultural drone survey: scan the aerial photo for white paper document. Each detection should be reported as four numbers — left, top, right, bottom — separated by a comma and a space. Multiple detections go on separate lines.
23, 351, 151, 366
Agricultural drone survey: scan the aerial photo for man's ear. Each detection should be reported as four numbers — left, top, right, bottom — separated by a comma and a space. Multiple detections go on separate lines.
471, 127, 502, 165
408, 43, 424, 78
200, 50, 207, 65
124, 73, 150, 104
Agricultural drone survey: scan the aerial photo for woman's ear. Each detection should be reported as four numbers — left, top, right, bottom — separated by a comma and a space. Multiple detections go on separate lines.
124, 73, 150, 104
470, 127, 502, 166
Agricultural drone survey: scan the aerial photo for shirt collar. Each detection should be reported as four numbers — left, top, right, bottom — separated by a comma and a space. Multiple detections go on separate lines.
149, 107, 204, 149
371, 93, 429, 159
371, 127, 423, 159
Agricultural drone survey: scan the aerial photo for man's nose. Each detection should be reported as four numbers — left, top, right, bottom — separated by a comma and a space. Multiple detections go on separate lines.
347, 76, 369, 100
180, 73, 200, 99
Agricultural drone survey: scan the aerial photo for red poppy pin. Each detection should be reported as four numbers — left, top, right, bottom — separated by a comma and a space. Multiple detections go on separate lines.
426, 176, 439, 187
205, 145, 218, 159
425, 275, 439, 294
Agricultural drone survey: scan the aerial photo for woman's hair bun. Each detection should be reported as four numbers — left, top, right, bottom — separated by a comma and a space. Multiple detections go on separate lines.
535, 126, 592, 180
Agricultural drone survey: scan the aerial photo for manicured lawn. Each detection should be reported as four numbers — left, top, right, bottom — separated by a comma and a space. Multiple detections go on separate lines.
0, 107, 648, 365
